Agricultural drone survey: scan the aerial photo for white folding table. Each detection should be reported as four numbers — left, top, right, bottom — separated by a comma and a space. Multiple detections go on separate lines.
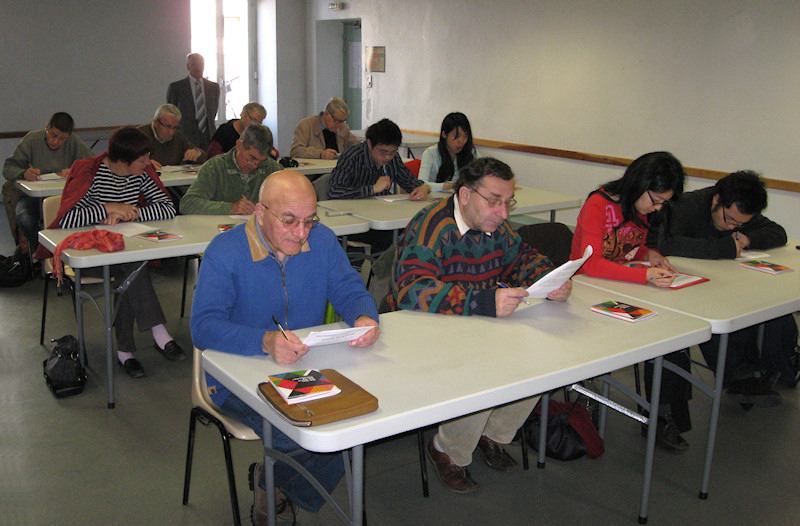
202, 283, 710, 525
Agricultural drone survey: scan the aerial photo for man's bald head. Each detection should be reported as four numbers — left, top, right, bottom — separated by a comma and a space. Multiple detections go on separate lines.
256, 171, 319, 262
259, 170, 315, 206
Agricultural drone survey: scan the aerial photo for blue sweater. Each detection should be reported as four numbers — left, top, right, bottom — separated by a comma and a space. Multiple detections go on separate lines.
191, 215, 379, 406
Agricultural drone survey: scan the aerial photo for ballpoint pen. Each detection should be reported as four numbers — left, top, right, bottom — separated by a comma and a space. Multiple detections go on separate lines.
498, 282, 530, 305
272, 315, 290, 341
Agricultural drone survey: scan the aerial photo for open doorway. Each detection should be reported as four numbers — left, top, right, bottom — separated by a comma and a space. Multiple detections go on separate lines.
191, 0, 252, 122
315, 19, 362, 130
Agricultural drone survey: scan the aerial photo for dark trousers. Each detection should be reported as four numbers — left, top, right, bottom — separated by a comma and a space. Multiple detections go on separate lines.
699, 326, 761, 388
644, 349, 693, 433
85, 263, 166, 353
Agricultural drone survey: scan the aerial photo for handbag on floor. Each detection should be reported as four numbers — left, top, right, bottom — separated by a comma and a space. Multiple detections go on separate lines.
43, 335, 87, 398
524, 397, 605, 460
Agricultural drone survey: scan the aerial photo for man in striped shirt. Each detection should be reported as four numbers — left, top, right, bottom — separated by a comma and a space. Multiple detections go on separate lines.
327, 118, 429, 200
46, 127, 184, 377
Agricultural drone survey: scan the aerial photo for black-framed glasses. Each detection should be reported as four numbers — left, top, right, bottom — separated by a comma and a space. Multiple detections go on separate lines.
647, 190, 669, 207
247, 112, 264, 123
327, 110, 347, 124
156, 117, 180, 131
721, 207, 747, 228
262, 205, 319, 229
469, 187, 517, 210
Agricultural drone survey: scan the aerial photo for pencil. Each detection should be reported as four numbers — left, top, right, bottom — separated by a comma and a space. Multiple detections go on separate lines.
498, 282, 530, 305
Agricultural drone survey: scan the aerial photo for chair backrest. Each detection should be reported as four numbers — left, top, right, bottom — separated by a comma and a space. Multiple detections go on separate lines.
42, 194, 62, 227
517, 222, 574, 267
313, 172, 332, 201
404, 159, 422, 178
192, 347, 259, 441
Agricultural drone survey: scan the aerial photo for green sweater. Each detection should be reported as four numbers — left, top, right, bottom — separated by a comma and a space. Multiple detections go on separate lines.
179, 148, 281, 214
3, 130, 93, 181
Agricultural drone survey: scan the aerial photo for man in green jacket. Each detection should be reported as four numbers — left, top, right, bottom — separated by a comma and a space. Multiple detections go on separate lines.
180, 123, 281, 215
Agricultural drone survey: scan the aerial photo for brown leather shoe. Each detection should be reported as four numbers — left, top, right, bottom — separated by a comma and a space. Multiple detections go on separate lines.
476, 435, 517, 472
426, 440, 479, 494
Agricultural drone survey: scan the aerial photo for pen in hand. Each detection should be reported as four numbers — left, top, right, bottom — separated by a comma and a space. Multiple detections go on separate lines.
498, 282, 530, 305
272, 315, 289, 341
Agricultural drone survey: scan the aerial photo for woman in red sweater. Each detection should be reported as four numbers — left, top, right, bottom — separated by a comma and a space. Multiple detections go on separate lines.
572, 151, 693, 452
571, 151, 684, 286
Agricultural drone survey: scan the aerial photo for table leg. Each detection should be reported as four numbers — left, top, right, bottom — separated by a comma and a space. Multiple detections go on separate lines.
537, 392, 549, 468
263, 420, 277, 526
638, 354, 663, 524
700, 332, 728, 499
103, 265, 115, 409
549, 210, 556, 222
351, 445, 364, 526
74, 268, 86, 368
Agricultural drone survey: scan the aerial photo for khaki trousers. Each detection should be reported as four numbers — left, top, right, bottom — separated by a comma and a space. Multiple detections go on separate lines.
437, 394, 540, 466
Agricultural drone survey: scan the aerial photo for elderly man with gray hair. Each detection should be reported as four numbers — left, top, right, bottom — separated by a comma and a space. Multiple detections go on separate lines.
180, 123, 282, 215
290, 97, 361, 159
207, 102, 275, 158
137, 104, 206, 170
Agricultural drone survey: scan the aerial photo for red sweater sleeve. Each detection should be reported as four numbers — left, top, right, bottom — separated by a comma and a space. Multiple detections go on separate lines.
570, 194, 648, 284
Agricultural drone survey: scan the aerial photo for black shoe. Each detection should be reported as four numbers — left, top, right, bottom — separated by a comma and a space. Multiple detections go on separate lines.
727, 377, 782, 409
153, 340, 187, 361
642, 415, 689, 452
120, 358, 145, 378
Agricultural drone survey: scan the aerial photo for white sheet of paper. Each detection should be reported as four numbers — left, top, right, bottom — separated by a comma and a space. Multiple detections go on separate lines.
160, 164, 196, 173
526, 245, 592, 298
95, 222, 155, 237
37, 172, 63, 180
302, 326, 375, 347
229, 214, 252, 220
736, 250, 770, 261
374, 194, 409, 202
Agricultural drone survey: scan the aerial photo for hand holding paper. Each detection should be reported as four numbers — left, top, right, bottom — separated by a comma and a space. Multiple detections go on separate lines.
526, 245, 592, 298
303, 326, 376, 347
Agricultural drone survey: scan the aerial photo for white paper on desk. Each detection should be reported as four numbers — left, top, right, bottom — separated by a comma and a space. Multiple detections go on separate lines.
160, 164, 196, 173
229, 214, 252, 220
736, 250, 770, 261
526, 245, 592, 298
302, 326, 375, 346
374, 194, 409, 202
95, 222, 154, 237
37, 172, 63, 181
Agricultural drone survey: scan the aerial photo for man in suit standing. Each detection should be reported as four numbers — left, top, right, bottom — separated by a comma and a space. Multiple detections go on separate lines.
167, 53, 220, 150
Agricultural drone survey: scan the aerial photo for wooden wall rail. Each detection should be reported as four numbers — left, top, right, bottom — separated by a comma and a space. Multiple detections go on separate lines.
403, 129, 800, 194
0, 126, 129, 140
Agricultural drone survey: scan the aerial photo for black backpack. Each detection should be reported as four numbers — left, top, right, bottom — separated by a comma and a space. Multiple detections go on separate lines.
0, 254, 29, 287
760, 314, 800, 388
43, 335, 87, 398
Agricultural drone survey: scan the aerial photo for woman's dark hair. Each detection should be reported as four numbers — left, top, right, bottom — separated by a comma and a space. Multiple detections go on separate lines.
107, 127, 151, 164
435, 112, 475, 183
596, 151, 685, 227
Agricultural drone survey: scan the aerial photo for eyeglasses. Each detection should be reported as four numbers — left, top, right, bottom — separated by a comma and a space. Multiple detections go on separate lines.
327, 111, 347, 124
721, 207, 747, 228
469, 187, 517, 210
647, 190, 668, 206
246, 112, 264, 123
262, 205, 319, 229
156, 117, 180, 131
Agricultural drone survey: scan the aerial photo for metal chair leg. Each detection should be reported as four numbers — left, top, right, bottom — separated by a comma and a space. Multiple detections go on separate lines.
417, 428, 429, 497
40, 276, 49, 345
183, 406, 242, 526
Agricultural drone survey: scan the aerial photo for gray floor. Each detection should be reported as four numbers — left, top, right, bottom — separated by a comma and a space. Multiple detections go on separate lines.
1, 256, 799, 526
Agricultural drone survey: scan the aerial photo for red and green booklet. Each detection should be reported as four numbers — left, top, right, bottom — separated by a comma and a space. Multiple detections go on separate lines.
591, 300, 657, 322
267, 369, 341, 405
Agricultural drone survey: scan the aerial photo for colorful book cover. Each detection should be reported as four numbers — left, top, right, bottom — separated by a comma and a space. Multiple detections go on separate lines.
591, 300, 657, 322
136, 230, 182, 242
217, 223, 237, 233
268, 369, 341, 405
739, 260, 793, 275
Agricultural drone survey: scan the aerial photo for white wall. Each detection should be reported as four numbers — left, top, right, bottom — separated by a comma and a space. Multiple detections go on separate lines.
0, 0, 192, 131
304, 0, 800, 237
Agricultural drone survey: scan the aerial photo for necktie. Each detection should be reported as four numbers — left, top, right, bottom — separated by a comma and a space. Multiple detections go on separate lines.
194, 80, 207, 134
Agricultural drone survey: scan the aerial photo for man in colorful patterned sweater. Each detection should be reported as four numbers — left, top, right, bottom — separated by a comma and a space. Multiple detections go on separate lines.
389, 157, 572, 493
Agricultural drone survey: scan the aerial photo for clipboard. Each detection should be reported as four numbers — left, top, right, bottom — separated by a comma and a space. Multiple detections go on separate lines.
257, 369, 378, 426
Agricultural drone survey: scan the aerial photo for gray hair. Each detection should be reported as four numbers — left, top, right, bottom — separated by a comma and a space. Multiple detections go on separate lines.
325, 97, 350, 117
186, 52, 203, 63
154, 103, 181, 121
242, 102, 266, 118
241, 123, 273, 155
